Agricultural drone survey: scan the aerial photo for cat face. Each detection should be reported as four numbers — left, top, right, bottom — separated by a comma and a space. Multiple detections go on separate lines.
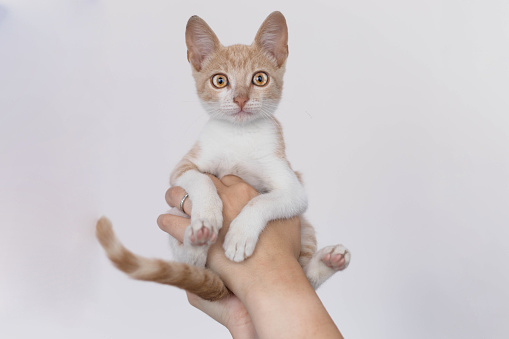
185, 12, 289, 124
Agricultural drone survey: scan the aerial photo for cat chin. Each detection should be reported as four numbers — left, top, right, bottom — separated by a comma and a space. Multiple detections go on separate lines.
229, 109, 276, 124
208, 113, 264, 125
231, 110, 254, 120
202, 108, 265, 124
227, 116, 257, 124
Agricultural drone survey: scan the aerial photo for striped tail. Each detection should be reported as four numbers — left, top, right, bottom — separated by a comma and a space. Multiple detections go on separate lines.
95, 217, 229, 301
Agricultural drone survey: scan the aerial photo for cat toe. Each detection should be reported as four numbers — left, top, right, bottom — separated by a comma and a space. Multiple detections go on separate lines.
188, 223, 218, 246
188, 212, 222, 246
223, 230, 257, 262
320, 245, 350, 271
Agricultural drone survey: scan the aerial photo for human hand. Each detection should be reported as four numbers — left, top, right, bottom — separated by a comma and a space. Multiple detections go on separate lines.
185, 291, 256, 339
158, 175, 301, 293
158, 175, 342, 339
158, 175, 270, 338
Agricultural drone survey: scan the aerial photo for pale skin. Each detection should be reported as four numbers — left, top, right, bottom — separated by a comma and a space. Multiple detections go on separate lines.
157, 175, 344, 339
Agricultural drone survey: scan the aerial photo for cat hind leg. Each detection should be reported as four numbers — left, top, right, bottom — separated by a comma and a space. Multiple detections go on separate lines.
303, 244, 351, 289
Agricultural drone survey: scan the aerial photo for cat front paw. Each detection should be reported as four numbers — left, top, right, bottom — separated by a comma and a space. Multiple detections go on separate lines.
187, 197, 223, 246
223, 219, 261, 262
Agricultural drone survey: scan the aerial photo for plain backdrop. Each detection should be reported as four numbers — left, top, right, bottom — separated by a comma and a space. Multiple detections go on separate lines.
1, 0, 508, 338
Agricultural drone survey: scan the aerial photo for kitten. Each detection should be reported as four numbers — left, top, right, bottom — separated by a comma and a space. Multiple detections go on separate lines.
96, 11, 350, 301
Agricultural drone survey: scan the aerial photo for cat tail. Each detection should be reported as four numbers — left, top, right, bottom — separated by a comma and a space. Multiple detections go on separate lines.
95, 216, 229, 301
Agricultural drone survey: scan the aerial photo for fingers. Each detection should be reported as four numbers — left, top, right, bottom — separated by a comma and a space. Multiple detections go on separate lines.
157, 213, 189, 243
206, 174, 245, 189
186, 292, 229, 327
166, 175, 246, 215
205, 174, 227, 192
220, 175, 245, 187
166, 186, 192, 215
186, 291, 202, 308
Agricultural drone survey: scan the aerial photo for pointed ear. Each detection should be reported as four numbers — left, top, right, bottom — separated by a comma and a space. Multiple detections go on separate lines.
185, 16, 221, 71
254, 11, 289, 67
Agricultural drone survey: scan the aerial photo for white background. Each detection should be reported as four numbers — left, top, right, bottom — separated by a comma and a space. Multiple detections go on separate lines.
1, 0, 508, 338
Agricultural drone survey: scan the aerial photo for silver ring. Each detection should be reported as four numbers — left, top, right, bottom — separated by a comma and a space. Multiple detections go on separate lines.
180, 193, 189, 213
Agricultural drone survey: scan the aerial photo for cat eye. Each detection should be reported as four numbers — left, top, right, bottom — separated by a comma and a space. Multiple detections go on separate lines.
211, 74, 229, 88
252, 72, 269, 87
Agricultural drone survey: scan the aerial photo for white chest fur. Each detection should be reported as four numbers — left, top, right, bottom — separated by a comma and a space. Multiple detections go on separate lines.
174, 116, 308, 263
195, 118, 283, 192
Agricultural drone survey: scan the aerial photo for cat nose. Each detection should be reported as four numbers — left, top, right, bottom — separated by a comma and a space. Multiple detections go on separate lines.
234, 95, 249, 110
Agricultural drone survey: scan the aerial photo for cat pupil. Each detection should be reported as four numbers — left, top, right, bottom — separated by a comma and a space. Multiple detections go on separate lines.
218, 77, 223, 84
257, 76, 262, 82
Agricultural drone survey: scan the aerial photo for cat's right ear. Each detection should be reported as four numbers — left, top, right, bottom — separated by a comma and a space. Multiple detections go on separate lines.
185, 16, 220, 72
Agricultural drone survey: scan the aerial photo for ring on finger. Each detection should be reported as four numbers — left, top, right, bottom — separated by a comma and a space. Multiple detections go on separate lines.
180, 193, 189, 214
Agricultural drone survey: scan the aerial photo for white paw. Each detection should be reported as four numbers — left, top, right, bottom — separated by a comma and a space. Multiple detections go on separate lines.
182, 227, 208, 267
223, 219, 261, 262
188, 196, 223, 246
319, 244, 350, 271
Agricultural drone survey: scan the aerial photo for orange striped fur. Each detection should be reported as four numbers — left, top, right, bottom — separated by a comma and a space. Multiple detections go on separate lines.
96, 217, 229, 301
96, 11, 349, 301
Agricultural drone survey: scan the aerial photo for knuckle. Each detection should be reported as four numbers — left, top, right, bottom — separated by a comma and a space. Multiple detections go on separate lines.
167, 186, 183, 206
186, 292, 200, 307
156, 214, 166, 229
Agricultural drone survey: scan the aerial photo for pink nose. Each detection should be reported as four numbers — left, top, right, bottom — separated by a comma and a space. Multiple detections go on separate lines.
234, 96, 249, 110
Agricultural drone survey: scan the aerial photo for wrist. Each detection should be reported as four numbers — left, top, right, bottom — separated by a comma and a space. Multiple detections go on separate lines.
228, 321, 258, 339
243, 256, 303, 298
237, 260, 343, 339
226, 251, 301, 300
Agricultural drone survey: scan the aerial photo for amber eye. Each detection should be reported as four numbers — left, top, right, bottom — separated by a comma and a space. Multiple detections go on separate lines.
252, 72, 269, 87
211, 74, 228, 88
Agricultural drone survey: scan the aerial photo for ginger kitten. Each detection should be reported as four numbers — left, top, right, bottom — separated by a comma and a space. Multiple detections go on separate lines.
97, 11, 350, 301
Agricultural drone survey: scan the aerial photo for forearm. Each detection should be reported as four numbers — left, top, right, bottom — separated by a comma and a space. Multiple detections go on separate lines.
162, 178, 343, 338
208, 217, 343, 339
234, 256, 343, 339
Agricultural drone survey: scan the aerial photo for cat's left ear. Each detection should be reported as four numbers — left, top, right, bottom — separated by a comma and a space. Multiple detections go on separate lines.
254, 11, 289, 67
